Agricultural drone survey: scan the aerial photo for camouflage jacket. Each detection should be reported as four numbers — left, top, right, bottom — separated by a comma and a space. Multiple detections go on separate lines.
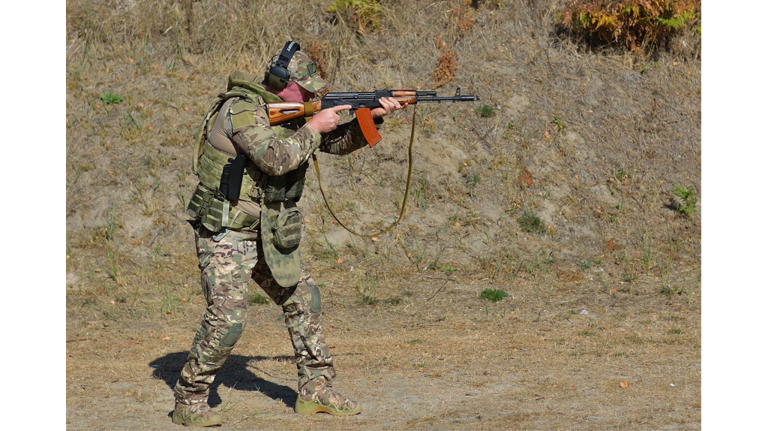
225, 95, 382, 175
196, 76, 382, 218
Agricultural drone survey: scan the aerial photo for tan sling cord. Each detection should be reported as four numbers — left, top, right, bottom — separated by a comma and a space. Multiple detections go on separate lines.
311, 106, 418, 238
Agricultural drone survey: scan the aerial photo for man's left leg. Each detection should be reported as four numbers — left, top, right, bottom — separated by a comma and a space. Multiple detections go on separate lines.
255, 267, 361, 415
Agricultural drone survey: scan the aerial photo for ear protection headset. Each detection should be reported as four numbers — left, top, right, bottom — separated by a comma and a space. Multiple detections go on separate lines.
264, 41, 301, 91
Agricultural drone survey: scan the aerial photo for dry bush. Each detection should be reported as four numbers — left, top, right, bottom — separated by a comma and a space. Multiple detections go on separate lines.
450, 4, 477, 35
434, 33, 447, 52
305, 40, 330, 80
559, 0, 700, 53
430, 33, 457, 88
430, 48, 458, 88
465, 0, 503, 8
325, 0, 384, 35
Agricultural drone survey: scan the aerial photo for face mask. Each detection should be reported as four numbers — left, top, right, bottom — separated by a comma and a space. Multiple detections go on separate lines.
274, 81, 314, 103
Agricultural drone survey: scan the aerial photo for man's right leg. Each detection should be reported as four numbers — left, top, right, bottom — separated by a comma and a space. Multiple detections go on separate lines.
173, 228, 260, 426
254, 262, 360, 416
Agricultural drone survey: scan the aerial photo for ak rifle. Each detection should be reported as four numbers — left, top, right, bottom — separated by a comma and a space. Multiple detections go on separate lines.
267, 87, 480, 146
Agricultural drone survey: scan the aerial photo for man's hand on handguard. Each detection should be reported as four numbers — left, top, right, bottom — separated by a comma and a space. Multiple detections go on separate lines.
371, 97, 407, 119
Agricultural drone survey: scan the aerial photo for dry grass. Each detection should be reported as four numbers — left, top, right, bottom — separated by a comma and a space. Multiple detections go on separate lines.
66, 0, 700, 429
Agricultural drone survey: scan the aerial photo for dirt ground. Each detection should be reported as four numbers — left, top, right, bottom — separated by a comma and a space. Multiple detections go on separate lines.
67, 265, 700, 430
66, 1, 701, 429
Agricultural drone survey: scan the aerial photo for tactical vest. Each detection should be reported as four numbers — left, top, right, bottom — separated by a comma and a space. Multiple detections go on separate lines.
188, 72, 309, 231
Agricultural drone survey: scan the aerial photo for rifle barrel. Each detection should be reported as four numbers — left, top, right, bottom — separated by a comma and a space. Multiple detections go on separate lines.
416, 95, 480, 103
322, 89, 479, 109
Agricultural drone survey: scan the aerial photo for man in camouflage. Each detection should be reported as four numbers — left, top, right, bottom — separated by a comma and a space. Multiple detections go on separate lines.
172, 44, 406, 427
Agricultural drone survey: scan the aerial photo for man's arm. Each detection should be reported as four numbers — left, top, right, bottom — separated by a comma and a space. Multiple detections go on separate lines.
228, 98, 322, 176
319, 116, 384, 155
318, 97, 403, 155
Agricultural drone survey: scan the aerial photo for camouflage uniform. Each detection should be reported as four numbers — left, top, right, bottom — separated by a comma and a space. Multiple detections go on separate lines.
173, 50, 375, 425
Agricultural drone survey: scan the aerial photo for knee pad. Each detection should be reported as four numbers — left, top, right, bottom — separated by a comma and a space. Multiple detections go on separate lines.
309, 284, 321, 314
220, 322, 244, 348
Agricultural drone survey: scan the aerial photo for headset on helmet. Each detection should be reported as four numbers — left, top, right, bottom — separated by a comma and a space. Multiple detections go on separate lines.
264, 41, 301, 91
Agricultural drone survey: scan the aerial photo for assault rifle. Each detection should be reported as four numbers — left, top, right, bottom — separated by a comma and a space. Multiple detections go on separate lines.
267, 88, 479, 147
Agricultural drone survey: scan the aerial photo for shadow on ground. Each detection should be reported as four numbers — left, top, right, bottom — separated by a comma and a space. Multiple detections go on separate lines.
150, 352, 297, 408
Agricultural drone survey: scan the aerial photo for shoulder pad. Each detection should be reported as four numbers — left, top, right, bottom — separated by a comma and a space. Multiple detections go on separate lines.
229, 99, 259, 131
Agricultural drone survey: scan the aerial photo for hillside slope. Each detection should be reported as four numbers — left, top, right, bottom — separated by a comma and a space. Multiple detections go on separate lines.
66, 1, 701, 429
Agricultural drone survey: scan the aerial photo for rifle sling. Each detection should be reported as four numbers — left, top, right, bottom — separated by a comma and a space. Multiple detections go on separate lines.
311, 105, 417, 238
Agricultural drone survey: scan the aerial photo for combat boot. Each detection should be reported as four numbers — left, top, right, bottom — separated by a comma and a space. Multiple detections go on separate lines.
172, 402, 223, 427
295, 376, 362, 416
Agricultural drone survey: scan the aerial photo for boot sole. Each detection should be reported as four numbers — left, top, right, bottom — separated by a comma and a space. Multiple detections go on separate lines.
295, 398, 362, 416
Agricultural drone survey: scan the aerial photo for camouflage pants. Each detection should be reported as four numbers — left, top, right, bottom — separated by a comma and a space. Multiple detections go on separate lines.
173, 226, 335, 406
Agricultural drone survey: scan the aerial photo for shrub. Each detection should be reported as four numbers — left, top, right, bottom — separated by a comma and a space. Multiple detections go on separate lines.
305, 41, 329, 80
326, 0, 384, 34
672, 185, 697, 216
559, 0, 700, 53
431, 48, 458, 88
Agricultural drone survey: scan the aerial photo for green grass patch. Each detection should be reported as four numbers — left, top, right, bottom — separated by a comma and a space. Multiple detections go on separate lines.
518, 211, 545, 234
479, 288, 508, 303
100, 92, 124, 105
673, 185, 697, 216
476, 104, 496, 118
248, 292, 269, 305
551, 118, 565, 132
384, 296, 403, 305
659, 285, 682, 296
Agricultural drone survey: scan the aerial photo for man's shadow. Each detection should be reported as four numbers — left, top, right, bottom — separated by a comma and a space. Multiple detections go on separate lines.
150, 352, 297, 408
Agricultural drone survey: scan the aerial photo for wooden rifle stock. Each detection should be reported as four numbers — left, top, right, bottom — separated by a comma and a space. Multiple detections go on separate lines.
267, 101, 322, 125
266, 101, 383, 146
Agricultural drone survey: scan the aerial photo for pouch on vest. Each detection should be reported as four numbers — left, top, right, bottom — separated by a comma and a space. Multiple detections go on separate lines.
201, 197, 230, 233
187, 183, 213, 220
285, 163, 308, 201
260, 201, 302, 287
220, 154, 246, 201
263, 163, 309, 203
273, 207, 303, 251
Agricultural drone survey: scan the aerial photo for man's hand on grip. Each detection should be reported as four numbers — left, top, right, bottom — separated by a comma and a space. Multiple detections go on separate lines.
307, 105, 352, 134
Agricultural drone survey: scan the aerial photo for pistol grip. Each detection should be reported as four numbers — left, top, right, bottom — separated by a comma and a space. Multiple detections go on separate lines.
356, 108, 382, 147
